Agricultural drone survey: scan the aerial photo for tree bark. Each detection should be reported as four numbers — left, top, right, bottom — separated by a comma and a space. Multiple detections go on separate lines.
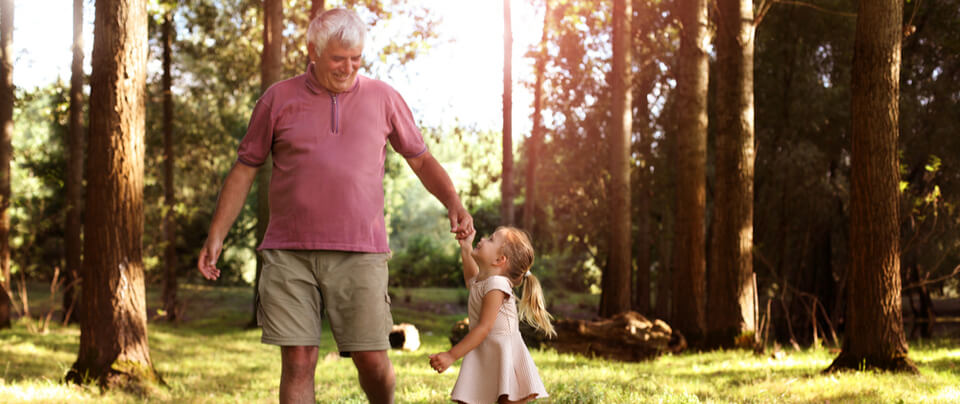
501, 0, 515, 226
705, 0, 757, 349
523, 0, 549, 235
161, 8, 178, 322
251, 0, 283, 327
600, 0, 632, 318
66, 0, 160, 389
633, 68, 656, 316
670, 0, 709, 344
0, 0, 13, 330
826, 0, 917, 373
306, 0, 325, 67
63, 0, 86, 325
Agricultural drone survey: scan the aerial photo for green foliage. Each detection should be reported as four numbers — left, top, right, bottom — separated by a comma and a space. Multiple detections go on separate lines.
10, 83, 70, 281
388, 234, 459, 287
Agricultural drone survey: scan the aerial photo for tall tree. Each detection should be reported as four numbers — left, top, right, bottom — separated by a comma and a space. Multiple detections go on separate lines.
66, 0, 159, 388
599, 0, 632, 317
501, 0, 515, 226
63, 0, 85, 324
161, 5, 178, 322
705, 0, 757, 348
826, 0, 917, 373
0, 0, 12, 330
523, 0, 549, 234
631, 0, 665, 316
671, 0, 709, 344
306, 0, 325, 66
250, 0, 283, 326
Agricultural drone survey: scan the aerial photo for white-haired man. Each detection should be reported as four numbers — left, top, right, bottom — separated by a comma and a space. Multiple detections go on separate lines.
197, 8, 473, 404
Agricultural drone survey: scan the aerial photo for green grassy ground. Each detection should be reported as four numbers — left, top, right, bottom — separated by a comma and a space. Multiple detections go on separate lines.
1, 284, 958, 403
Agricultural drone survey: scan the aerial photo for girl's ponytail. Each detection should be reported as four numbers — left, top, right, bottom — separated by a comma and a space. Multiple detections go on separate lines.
519, 272, 556, 337
497, 226, 556, 337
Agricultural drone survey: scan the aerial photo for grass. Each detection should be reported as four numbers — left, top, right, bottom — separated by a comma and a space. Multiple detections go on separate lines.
1, 283, 959, 403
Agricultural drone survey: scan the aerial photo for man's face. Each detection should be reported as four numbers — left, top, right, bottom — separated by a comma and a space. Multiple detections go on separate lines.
312, 42, 362, 94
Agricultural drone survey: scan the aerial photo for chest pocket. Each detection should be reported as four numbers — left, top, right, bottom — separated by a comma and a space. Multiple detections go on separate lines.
274, 103, 331, 151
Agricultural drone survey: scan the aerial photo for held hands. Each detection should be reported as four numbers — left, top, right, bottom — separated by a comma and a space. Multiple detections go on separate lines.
448, 204, 475, 241
458, 228, 476, 249
428, 352, 455, 373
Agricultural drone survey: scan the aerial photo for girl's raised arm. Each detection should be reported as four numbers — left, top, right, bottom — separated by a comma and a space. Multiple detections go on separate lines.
459, 231, 478, 287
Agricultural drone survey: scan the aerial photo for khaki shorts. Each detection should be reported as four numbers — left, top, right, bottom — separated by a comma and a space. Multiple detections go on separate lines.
257, 249, 393, 353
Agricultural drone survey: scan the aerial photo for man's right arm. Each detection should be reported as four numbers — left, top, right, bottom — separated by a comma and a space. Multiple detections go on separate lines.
197, 161, 259, 280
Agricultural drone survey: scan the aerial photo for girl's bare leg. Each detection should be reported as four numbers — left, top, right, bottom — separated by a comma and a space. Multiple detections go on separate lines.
498, 394, 537, 404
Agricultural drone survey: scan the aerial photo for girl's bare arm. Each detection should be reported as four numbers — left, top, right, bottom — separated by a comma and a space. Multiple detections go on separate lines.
428, 290, 506, 372
459, 232, 478, 287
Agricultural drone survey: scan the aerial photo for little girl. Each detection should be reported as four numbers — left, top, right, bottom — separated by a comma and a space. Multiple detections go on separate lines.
429, 226, 556, 404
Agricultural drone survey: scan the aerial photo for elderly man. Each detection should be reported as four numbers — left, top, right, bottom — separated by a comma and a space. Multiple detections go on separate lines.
197, 8, 473, 404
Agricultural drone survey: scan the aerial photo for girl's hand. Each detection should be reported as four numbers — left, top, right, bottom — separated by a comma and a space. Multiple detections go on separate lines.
428, 352, 455, 373
458, 229, 475, 248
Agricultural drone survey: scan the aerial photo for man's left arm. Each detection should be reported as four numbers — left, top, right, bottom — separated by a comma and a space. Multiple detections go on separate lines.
405, 150, 474, 239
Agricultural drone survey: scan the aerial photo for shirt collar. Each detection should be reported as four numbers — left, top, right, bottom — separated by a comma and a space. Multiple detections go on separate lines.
305, 62, 360, 95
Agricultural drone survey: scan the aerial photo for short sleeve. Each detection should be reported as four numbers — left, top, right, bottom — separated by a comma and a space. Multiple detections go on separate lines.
385, 88, 427, 158
236, 95, 275, 167
483, 276, 514, 300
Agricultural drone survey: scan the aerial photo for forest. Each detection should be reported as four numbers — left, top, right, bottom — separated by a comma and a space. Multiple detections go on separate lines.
1, 0, 959, 402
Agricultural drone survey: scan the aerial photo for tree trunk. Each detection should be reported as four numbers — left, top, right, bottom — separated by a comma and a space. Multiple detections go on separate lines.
501, 0, 514, 226
306, 0, 325, 67
523, 0, 549, 235
670, 0, 709, 345
63, 0, 85, 325
251, 0, 283, 328
0, 0, 13, 330
633, 72, 655, 316
66, 0, 160, 389
161, 9, 178, 322
826, 0, 917, 373
600, 0, 632, 318
705, 0, 757, 349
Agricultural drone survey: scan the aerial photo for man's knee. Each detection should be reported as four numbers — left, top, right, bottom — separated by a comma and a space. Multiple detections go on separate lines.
351, 350, 393, 378
282, 346, 319, 375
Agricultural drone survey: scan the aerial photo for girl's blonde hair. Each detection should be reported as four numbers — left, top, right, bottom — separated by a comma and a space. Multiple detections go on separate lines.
497, 226, 556, 337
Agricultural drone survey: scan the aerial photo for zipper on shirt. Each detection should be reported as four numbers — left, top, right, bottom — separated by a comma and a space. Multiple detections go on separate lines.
331, 94, 339, 134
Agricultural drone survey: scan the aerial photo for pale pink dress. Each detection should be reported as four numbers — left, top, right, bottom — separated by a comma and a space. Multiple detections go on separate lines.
450, 275, 548, 404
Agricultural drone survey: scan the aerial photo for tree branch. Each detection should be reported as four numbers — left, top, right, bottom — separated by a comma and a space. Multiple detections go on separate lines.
771, 0, 856, 18
903, 263, 960, 291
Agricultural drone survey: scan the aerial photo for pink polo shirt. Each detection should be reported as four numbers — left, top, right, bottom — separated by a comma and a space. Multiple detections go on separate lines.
237, 65, 427, 253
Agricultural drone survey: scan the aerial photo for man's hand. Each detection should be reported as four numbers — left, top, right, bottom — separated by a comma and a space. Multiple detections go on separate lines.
428, 352, 455, 373
196, 162, 259, 281
448, 205, 474, 240
197, 238, 224, 280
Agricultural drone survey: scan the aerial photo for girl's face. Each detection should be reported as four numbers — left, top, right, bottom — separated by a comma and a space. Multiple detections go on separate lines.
472, 230, 506, 268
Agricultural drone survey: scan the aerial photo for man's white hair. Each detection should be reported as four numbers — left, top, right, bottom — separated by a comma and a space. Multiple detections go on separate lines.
307, 8, 366, 57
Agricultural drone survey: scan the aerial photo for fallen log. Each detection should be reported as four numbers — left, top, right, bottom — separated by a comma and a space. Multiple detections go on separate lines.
545, 311, 681, 362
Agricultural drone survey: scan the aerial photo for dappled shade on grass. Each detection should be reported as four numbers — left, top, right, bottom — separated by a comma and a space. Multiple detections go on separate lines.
3, 285, 960, 402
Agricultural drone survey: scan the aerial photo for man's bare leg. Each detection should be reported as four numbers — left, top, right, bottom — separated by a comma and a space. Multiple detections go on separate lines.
280, 346, 319, 404
351, 350, 395, 404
